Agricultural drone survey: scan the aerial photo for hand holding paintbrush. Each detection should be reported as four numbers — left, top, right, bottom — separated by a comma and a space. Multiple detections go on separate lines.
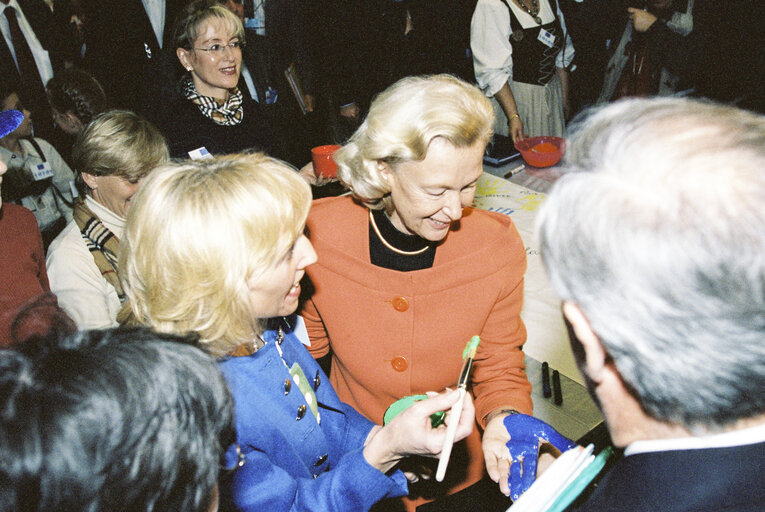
364, 389, 475, 475
374, 336, 480, 480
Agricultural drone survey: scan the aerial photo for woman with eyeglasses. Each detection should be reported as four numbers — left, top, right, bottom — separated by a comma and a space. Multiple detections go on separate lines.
156, 0, 289, 163
119, 153, 476, 512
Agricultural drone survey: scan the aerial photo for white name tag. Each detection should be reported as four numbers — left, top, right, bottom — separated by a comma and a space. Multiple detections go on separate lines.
188, 147, 213, 160
32, 162, 54, 180
538, 28, 557, 48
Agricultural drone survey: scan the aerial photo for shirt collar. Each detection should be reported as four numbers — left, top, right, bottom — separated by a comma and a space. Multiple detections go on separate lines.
625, 421, 765, 457
3, 0, 22, 12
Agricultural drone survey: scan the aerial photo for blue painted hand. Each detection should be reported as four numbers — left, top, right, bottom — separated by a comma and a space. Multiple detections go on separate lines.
504, 414, 577, 500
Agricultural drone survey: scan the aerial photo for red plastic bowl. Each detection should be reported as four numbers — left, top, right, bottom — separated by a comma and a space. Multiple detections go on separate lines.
515, 136, 566, 168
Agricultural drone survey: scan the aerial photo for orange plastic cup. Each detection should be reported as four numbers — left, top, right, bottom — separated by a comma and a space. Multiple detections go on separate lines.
311, 144, 342, 178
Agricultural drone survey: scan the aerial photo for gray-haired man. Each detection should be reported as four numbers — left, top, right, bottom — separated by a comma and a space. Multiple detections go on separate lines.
537, 97, 765, 511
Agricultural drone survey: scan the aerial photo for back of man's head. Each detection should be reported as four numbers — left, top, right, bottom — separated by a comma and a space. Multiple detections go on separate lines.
538, 97, 765, 432
0, 326, 235, 512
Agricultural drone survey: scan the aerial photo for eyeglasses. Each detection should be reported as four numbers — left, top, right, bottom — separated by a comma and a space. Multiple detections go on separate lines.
193, 41, 244, 56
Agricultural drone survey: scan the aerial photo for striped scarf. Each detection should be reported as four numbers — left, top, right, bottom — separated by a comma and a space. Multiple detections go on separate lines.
72, 199, 125, 303
182, 75, 244, 126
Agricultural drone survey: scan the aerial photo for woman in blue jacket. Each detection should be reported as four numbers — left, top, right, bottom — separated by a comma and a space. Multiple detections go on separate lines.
118, 152, 474, 512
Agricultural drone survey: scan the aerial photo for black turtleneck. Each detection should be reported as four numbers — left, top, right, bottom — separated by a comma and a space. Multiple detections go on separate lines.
368, 209, 436, 272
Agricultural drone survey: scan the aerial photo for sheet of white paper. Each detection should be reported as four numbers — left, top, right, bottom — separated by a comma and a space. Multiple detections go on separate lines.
507, 445, 594, 512
474, 173, 582, 384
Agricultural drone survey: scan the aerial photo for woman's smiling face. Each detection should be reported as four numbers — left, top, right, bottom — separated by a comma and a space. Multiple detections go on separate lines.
380, 137, 486, 242
178, 17, 242, 100
246, 233, 317, 319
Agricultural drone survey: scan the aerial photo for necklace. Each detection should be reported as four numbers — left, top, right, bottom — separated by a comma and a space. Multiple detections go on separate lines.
515, 0, 542, 25
369, 210, 431, 256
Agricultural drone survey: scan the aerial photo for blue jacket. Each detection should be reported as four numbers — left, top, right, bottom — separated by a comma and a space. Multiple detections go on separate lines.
219, 319, 408, 511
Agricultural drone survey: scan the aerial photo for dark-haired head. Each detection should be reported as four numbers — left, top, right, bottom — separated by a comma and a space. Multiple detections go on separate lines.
0, 326, 235, 512
46, 68, 107, 135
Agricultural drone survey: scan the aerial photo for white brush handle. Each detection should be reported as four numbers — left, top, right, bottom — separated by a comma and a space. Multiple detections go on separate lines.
435, 388, 466, 482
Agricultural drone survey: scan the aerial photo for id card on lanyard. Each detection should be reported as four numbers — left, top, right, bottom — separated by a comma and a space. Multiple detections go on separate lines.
32, 162, 54, 180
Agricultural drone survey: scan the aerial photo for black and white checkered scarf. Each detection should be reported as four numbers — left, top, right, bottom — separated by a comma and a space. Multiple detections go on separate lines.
182, 75, 244, 126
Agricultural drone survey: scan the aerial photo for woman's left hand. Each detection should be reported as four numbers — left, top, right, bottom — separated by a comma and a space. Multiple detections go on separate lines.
484, 412, 577, 499
482, 411, 514, 495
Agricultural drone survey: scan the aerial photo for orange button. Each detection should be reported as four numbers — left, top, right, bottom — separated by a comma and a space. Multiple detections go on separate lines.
392, 296, 409, 312
391, 356, 408, 372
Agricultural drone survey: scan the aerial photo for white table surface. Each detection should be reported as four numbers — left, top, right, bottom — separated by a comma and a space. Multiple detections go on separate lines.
476, 159, 579, 385
477, 159, 603, 437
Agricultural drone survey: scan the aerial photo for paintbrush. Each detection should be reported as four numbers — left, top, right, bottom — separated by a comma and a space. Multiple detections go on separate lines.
436, 335, 480, 482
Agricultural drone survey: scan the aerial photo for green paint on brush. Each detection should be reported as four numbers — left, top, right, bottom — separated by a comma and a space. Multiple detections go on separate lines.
462, 335, 480, 359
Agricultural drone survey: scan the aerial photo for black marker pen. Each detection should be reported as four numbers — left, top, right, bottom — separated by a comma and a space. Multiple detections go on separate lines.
542, 361, 552, 398
552, 370, 563, 405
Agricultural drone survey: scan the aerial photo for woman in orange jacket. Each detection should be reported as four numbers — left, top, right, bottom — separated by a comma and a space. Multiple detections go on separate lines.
301, 74, 534, 511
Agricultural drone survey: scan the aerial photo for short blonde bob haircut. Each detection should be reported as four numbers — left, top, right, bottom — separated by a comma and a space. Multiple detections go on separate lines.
174, 0, 245, 51
72, 109, 169, 197
336, 74, 494, 210
119, 153, 311, 357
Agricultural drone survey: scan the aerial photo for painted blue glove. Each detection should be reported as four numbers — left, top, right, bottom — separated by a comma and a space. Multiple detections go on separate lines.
504, 413, 577, 501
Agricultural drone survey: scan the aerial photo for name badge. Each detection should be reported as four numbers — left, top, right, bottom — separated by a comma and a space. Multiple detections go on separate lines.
32, 162, 54, 180
289, 362, 320, 422
188, 147, 213, 160
538, 28, 556, 48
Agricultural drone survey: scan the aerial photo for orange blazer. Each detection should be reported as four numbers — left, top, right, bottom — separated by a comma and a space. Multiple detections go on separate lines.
301, 196, 533, 509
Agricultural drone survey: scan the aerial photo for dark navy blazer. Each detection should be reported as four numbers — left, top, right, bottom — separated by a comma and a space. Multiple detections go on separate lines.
573, 441, 765, 511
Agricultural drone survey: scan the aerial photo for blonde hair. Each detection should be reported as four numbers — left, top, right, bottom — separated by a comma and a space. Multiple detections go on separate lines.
119, 153, 312, 357
336, 74, 494, 209
174, 0, 245, 50
72, 110, 169, 197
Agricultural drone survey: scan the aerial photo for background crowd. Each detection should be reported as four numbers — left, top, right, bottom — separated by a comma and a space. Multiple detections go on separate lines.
1, 0, 762, 171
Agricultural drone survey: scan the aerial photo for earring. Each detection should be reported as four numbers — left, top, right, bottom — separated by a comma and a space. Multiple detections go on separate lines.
186, 67, 193, 71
